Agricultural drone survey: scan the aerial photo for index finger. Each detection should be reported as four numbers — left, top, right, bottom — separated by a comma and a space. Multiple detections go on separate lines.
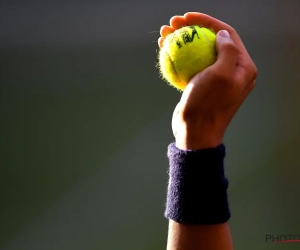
184, 12, 248, 55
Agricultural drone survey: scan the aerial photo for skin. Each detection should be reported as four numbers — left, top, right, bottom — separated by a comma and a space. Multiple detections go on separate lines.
158, 13, 258, 250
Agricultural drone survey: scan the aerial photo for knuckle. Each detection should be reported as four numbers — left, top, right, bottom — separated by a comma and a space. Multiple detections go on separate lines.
227, 26, 237, 35
209, 68, 232, 82
249, 80, 256, 90
247, 63, 258, 82
252, 65, 258, 79
230, 27, 237, 34
243, 60, 258, 82
222, 42, 239, 53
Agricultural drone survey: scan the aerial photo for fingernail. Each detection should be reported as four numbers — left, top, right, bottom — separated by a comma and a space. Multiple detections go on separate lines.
218, 30, 230, 39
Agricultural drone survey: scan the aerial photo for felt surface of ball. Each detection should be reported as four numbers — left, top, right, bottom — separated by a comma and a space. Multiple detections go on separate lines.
158, 26, 217, 91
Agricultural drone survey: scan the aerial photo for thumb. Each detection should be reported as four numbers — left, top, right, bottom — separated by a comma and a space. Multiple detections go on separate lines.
211, 30, 239, 77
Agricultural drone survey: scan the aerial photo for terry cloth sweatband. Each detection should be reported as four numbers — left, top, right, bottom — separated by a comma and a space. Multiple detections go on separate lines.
165, 142, 230, 224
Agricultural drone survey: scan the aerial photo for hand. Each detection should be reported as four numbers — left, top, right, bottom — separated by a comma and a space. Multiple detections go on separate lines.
158, 13, 258, 150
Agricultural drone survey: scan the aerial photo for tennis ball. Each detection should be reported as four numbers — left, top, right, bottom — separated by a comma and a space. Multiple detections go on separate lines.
158, 25, 217, 91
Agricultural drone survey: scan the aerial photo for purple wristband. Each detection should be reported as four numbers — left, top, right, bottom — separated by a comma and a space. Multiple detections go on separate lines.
165, 142, 230, 224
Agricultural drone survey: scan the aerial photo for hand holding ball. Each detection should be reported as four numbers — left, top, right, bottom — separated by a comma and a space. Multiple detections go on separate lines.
158, 26, 217, 91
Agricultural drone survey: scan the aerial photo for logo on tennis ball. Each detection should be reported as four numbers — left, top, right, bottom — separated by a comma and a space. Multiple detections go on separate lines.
169, 26, 200, 49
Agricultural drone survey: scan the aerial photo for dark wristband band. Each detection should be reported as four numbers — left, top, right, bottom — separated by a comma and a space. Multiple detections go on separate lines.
165, 142, 230, 224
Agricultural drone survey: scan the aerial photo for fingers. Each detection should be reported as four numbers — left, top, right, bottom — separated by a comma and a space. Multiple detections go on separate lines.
160, 25, 175, 38
158, 26, 172, 48
158, 37, 164, 48
158, 16, 188, 48
211, 30, 239, 80
157, 13, 258, 86
170, 16, 188, 29
184, 12, 258, 87
159, 26, 175, 48
184, 12, 248, 55
159, 16, 187, 38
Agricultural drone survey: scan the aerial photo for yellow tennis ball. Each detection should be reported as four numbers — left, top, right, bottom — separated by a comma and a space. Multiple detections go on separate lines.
158, 25, 217, 91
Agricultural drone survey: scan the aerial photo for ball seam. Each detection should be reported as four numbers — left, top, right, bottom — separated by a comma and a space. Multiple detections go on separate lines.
164, 47, 183, 90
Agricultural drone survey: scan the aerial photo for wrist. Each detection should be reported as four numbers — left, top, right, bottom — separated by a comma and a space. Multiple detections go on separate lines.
175, 123, 224, 150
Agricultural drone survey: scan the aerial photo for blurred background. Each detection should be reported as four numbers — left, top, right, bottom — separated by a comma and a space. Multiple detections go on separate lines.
0, 0, 300, 249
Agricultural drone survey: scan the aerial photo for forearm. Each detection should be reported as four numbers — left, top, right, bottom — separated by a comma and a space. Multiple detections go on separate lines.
161, 11, 257, 250
165, 131, 233, 250
167, 221, 233, 250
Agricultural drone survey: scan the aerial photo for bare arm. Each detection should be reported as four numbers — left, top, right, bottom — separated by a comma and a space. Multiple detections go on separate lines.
159, 12, 257, 250
167, 221, 233, 250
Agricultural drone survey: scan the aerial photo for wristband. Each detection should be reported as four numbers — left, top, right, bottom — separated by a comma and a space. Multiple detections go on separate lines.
165, 142, 230, 224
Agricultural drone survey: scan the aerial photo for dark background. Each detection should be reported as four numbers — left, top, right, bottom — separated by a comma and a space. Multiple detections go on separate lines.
1, 0, 300, 249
